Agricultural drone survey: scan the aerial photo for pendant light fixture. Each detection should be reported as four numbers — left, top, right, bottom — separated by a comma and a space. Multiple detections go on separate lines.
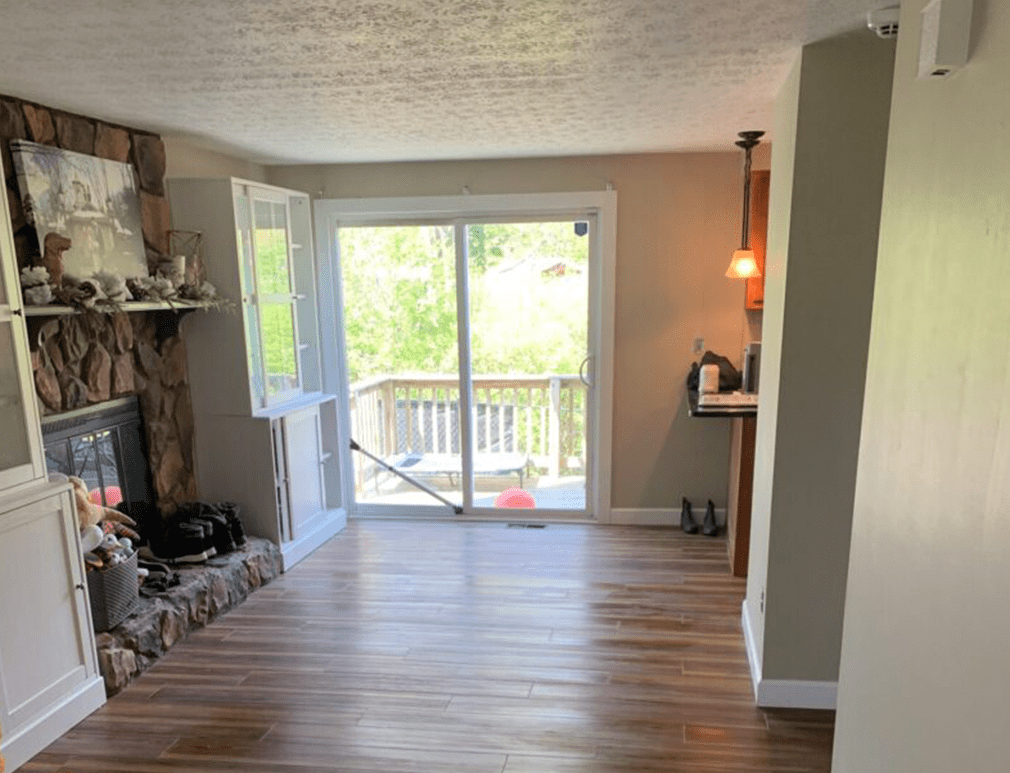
725, 130, 765, 279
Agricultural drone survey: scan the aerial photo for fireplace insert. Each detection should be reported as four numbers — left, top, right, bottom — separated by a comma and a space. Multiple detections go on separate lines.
41, 396, 155, 528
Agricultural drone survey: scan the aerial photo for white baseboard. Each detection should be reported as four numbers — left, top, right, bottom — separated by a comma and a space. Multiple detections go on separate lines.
756, 679, 837, 709
741, 599, 764, 697
1, 676, 106, 772
609, 506, 726, 527
741, 600, 837, 710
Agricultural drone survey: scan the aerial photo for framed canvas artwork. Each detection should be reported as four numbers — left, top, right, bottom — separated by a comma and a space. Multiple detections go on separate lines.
11, 140, 147, 281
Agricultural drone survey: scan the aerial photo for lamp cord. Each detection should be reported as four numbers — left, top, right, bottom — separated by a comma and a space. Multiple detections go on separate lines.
735, 130, 764, 251
740, 145, 753, 250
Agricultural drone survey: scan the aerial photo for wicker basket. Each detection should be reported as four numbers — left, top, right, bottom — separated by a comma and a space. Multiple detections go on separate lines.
86, 551, 140, 632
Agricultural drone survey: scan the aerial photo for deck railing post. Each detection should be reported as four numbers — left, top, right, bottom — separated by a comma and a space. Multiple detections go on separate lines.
549, 376, 561, 479
383, 379, 396, 456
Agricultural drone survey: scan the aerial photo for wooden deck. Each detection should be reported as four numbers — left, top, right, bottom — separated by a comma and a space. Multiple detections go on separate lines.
23, 521, 834, 773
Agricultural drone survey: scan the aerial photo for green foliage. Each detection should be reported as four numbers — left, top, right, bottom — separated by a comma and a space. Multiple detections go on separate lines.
340, 222, 589, 384
260, 302, 297, 393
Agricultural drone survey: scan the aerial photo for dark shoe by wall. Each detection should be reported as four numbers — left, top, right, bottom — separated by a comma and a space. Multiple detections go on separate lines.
703, 499, 719, 537
681, 497, 699, 534
218, 502, 247, 547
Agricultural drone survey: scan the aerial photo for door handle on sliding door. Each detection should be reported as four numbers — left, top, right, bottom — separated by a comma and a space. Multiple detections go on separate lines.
579, 356, 593, 387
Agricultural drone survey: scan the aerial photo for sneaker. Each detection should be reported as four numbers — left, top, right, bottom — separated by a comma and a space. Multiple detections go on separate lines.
148, 520, 216, 564
217, 502, 247, 547
188, 508, 236, 555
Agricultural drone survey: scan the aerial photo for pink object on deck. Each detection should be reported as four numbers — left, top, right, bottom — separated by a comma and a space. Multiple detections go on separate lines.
494, 487, 536, 508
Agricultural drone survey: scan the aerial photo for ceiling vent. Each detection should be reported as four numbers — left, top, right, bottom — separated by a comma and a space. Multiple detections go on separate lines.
867, 6, 901, 38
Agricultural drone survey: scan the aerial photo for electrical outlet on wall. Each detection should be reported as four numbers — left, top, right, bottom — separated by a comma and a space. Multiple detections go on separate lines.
692, 336, 705, 355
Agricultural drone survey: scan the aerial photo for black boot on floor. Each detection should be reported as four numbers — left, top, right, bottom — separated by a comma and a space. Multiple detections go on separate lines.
681, 497, 699, 534
703, 499, 719, 537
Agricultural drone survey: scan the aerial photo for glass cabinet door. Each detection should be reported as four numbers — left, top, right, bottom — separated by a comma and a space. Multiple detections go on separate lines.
0, 298, 44, 491
235, 190, 266, 409
0, 184, 44, 490
236, 185, 303, 409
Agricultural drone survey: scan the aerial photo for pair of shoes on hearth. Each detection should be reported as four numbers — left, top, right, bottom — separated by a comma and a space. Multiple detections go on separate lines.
174, 501, 246, 555
141, 502, 247, 565
681, 497, 719, 537
143, 519, 216, 564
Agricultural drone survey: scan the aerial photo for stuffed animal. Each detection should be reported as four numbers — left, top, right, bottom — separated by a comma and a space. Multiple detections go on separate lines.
69, 476, 136, 531
93, 270, 133, 302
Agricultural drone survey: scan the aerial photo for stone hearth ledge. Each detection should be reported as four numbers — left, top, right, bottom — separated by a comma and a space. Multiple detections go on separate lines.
94, 537, 281, 695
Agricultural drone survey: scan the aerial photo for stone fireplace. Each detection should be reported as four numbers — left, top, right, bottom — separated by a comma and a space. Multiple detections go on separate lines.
0, 91, 199, 514
27, 311, 198, 512
0, 94, 283, 700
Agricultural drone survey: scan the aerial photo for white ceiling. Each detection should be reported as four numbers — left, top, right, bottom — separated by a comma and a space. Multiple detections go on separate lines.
0, 1, 879, 165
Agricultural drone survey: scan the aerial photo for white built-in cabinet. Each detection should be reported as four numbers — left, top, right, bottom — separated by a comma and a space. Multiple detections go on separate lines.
167, 179, 345, 571
0, 164, 105, 770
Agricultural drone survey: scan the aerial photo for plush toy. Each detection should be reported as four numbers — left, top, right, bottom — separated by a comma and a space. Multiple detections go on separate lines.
69, 476, 136, 531
20, 265, 53, 305
93, 270, 133, 302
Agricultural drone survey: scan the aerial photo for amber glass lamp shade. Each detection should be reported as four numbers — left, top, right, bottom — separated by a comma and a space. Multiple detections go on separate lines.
725, 249, 761, 279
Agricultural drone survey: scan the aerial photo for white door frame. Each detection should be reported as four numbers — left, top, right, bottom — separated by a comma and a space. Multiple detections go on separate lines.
314, 192, 616, 524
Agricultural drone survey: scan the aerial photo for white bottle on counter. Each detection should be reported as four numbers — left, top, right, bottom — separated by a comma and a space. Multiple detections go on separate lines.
699, 364, 720, 393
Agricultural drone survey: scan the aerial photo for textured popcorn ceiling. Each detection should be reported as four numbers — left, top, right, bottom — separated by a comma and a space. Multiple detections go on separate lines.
0, 1, 877, 163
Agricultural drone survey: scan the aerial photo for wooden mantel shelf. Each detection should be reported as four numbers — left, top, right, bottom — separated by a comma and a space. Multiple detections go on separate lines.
24, 301, 214, 317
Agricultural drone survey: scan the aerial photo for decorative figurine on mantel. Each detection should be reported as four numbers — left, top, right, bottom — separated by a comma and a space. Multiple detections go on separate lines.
41, 232, 71, 285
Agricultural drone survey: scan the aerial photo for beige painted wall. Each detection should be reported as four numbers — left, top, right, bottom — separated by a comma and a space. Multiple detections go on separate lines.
833, 0, 1010, 769
746, 32, 894, 684
164, 136, 268, 182
268, 154, 755, 510
745, 57, 801, 668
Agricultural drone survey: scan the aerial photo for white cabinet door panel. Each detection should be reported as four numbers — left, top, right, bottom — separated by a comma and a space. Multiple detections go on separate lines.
282, 406, 325, 540
0, 490, 93, 733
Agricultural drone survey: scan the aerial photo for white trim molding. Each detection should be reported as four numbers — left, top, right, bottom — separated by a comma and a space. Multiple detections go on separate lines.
741, 600, 838, 710
610, 506, 726, 527
756, 679, 837, 710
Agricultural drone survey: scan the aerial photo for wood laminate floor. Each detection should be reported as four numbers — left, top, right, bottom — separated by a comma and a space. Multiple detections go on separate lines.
24, 521, 834, 772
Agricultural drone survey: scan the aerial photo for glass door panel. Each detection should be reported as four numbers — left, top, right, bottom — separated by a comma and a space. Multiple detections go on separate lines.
253, 200, 293, 296
235, 191, 266, 408
249, 191, 300, 404
0, 320, 32, 477
261, 302, 299, 398
465, 222, 590, 512
337, 225, 462, 508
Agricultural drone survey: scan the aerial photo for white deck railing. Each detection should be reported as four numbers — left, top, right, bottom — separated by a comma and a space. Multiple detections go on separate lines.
349, 374, 586, 490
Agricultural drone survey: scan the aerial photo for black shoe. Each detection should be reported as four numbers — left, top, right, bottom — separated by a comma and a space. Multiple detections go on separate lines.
148, 520, 216, 563
681, 497, 699, 534
174, 502, 238, 555
218, 502, 247, 547
190, 508, 237, 554
703, 499, 719, 537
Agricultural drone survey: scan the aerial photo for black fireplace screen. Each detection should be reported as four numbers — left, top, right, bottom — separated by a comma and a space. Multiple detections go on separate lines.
41, 396, 154, 521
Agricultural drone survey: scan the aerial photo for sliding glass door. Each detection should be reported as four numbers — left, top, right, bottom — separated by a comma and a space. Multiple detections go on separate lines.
465, 222, 589, 511
337, 224, 463, 508
317, 193, 614, 520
